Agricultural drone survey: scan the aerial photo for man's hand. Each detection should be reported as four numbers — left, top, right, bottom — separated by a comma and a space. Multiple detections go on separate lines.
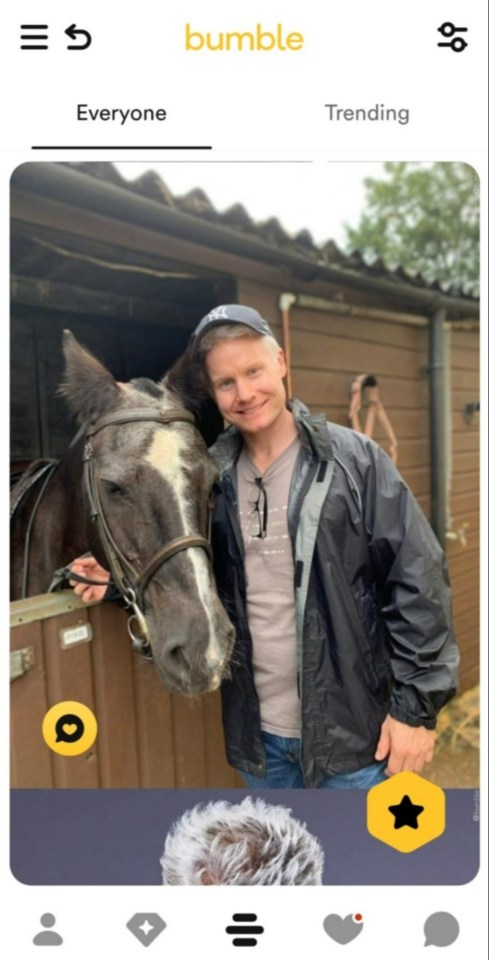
69, 555, 110, 603
375, 715, 436, 776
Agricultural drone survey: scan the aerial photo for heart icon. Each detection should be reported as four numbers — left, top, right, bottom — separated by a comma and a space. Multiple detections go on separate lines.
323, 914, 364, 944
63, 723, 77, 735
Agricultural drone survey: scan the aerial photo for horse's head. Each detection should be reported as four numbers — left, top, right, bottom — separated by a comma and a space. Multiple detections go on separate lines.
60, 331, 235, 695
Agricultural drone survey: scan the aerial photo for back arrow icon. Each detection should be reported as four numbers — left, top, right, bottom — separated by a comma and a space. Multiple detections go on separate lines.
65, 24, 92, 49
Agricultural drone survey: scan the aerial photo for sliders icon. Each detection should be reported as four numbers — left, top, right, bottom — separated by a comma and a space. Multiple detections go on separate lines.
226, 913, 264, 947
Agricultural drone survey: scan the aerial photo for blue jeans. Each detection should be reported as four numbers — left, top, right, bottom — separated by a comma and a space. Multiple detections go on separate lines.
238, 731, 387, 789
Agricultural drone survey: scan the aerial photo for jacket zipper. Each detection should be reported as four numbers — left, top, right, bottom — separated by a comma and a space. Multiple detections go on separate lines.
221, 470, 266, 774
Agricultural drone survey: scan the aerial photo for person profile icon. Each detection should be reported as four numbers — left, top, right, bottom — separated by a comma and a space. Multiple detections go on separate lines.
33, 913, 63, 946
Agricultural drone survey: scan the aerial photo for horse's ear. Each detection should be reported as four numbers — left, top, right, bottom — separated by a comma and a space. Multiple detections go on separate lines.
59, 330, 122, 424
162, 345, 209, 416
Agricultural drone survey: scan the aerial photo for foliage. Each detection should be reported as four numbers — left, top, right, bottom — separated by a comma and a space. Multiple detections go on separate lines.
345, 162, 479, 295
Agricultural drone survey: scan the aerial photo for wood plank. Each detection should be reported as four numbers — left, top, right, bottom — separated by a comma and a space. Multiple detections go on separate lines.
451, 471, 479, 495
457, 623, 480, 663
399, 467, 430, 499
453, 452, 479, 474
11, 190, 299, 290
42, 609, 100, 787
12, 221, 230, 281
450, 350, 480, 371
459, 665, 479, 694
389, 436, 430, 469
455, 645, 479, 688
446, 529, 479, 563
451, 434, 479, 456
292, 368, 429, 412
451, 331, 480, 352
450, 491, 479, 518
458, 644, 480, 683
447, 552, 479, 581
88, 604, 140, 787
308, 405, 430, 441
452, 588, 479, 619
10, 620, 54, 787
451, 411, 480, 434
452, 386, 481, 407
289, 306, 428, 352
451, 368, 480, 390
453, 607, 479, 642
452, 567, 479, 596
133, 656, 176, 787
291, 328, 426, 380
202, 692, 237, 788
455, 644, 479, 682
172, 696, 207, 787
11, 274, 179, 323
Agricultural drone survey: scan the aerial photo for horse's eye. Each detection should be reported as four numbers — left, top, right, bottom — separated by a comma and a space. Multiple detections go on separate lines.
101, 479, 125, 497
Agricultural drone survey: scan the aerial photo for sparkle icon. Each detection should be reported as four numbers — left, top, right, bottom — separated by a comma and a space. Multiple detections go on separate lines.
126, 913, 166, 946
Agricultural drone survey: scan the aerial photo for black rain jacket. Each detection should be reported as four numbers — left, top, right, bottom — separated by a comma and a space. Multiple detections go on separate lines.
210, 400, 459, 787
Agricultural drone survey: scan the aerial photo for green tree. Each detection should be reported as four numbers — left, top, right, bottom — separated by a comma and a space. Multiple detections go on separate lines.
345, 162, 479, 295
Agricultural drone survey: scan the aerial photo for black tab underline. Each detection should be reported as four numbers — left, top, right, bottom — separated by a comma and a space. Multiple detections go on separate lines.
31, 145, 213, 151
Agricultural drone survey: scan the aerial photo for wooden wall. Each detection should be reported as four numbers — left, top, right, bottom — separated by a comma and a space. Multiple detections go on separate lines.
11, 594, 242, 789
446, 327, 479, 691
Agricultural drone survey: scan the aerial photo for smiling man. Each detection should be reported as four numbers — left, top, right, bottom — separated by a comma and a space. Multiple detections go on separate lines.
190, 304, 459, 789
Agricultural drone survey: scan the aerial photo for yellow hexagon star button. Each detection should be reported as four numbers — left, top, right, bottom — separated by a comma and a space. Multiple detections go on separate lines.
367, 771, 445, 852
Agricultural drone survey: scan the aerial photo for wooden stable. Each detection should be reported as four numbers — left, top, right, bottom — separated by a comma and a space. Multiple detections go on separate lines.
10, 162, 480, 787
11, 592, 242, 788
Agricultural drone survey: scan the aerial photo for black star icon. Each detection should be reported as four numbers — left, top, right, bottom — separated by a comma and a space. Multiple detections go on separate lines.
388, 794, 424, 830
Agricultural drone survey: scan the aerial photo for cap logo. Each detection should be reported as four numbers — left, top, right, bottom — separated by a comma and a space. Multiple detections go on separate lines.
206, 306, 230, 322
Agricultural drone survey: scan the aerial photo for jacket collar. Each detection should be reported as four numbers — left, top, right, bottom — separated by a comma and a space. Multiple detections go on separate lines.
210, 398, 333, 475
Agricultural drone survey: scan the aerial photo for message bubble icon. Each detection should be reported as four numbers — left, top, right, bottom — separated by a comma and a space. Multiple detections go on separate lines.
55, 713, 85, 743
424, 912, 460, 947
42, 701, 97, 756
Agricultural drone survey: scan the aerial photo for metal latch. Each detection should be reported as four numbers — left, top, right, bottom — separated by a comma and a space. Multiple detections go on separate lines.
10, 646, 35, 682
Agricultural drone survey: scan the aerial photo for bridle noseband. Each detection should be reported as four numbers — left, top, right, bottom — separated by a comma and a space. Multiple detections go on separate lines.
82, 407, 213, 659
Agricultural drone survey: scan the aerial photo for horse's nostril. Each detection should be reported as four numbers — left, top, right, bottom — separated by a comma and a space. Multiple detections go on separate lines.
167, 644, 190, 675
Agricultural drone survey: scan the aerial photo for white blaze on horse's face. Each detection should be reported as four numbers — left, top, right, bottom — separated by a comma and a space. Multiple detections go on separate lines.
144, 421, 226, 685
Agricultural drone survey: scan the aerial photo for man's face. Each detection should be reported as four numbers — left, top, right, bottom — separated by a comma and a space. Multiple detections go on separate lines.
204, 335, 288, 436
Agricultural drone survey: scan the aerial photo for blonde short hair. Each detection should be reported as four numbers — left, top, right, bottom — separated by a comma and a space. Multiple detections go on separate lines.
198, 323, 281, 360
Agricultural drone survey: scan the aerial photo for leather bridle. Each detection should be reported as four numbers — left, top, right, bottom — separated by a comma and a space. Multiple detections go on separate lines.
81, 407, 213, 659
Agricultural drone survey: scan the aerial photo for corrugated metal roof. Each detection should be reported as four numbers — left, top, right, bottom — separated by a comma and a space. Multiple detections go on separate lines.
61, 162, 477, 301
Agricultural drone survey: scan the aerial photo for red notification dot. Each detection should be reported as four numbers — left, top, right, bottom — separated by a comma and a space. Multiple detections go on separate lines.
354, 914, 363, 922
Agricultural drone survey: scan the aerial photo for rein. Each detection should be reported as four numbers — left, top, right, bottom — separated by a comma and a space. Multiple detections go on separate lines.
11, 460, 59, 599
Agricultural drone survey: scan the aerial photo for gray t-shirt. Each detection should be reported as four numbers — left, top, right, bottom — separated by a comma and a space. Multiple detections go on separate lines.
237, 437, 301, 737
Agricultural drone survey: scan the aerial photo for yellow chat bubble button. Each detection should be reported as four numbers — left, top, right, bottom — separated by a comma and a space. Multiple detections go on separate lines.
367, 771, 445, 853
42, 701, 98, 757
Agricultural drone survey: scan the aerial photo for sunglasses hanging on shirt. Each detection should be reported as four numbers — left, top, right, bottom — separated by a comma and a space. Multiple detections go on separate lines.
248, 477, 268, 539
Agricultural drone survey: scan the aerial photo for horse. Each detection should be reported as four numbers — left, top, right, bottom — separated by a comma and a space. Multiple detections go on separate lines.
10, 331, 235, 696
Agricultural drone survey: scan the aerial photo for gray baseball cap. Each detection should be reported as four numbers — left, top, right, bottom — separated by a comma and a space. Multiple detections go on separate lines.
191, 304, 275, 357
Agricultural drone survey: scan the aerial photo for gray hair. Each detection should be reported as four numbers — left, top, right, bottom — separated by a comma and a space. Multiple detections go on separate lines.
198, 324, 281, 360
160, 796, 324, 885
